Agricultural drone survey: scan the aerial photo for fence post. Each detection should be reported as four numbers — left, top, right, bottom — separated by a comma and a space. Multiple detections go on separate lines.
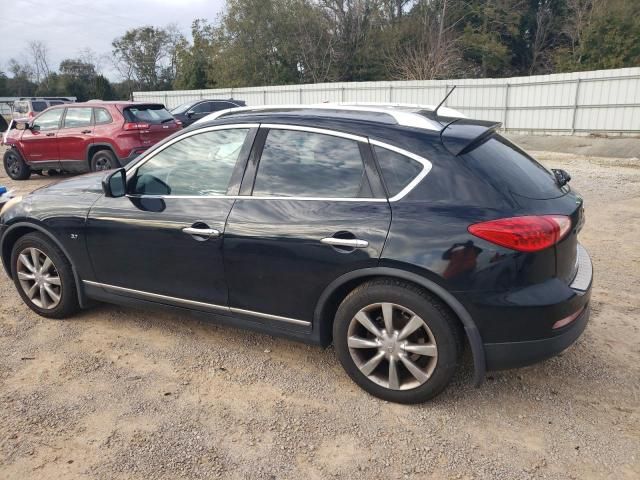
299, 87, 303, 104
340, 85, 345, 103
503, 83, 510, 130
571, 78, 581, 134
389, 84, 393, 103
263, 89, 267, 105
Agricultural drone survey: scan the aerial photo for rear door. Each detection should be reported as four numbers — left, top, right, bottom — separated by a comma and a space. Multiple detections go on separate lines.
223, 126, 391, 326
123, 104, 181, 148
57, 106, 94, 163
19, 108, 63, 166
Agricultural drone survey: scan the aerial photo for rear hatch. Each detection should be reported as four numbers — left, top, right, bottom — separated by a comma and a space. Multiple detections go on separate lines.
122, 104, 181, 148
444, 121, 583, 285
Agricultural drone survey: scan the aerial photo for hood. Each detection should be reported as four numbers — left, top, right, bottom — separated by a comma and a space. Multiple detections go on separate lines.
31, 171, 106, 196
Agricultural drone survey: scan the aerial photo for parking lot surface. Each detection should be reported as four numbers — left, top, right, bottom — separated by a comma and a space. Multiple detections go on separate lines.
0, 146, 639, 479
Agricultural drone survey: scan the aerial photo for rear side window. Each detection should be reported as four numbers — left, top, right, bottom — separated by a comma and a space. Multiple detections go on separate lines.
13, 101, 29, 114
461, 135, 562, 200
31, 101, 48, 112
253, 129, 369, 198
212, 102, 238, 111
374, 146, 423, 197
124, 105, 174, 124
94, 108, 113, 124
63, 108, 93, 128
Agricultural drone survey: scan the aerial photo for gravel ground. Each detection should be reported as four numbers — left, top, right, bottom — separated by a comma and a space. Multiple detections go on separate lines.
0, 146, 638, 479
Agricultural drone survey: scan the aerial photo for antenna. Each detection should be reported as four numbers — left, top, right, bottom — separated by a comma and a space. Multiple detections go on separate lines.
433, 85, 456, 117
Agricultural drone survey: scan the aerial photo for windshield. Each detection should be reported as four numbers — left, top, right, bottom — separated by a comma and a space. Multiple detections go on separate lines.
170, 101, 197, 115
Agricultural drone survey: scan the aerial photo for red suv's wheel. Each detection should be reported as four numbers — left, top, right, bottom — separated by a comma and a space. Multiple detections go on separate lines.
3, 149, 31, 180
91, 150, 118, 172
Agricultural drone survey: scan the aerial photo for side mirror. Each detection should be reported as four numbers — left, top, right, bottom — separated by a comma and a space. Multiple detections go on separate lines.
187, 110, 195, 117
15, 121, 29, 131
102, 168, 126, 198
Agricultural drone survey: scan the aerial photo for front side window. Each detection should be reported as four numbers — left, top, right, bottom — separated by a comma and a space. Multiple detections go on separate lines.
131, 128, 249, 196
252, 129, 368, 198
32, 109, 63, 131
193, 102, 211, 114
374, 146, 423, 197
63, 108, 93, 128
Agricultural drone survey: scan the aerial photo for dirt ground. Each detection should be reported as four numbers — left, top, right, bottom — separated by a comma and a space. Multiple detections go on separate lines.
0, 145, 638, 480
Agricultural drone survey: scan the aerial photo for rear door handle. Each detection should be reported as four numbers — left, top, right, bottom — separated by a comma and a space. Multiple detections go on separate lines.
182, 227, 221, 239
321, 237, 369, 248
81, 129, 92, 134
45, 133, 55, 137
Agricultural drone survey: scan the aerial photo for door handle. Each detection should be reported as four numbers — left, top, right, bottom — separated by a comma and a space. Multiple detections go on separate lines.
45, 133, 55, 137
81, 129, 92, 134
321, 237, 369, 248
182, 227, 221, 239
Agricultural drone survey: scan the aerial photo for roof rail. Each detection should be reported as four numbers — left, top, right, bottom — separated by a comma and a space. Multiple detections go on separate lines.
196, 103, 466, 131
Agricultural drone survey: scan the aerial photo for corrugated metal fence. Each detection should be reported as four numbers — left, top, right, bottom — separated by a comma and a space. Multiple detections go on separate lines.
134, 67, 640, 136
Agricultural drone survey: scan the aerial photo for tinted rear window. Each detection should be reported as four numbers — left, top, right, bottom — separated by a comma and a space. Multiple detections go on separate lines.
461, 135, 563, 200
32, 101, 48, 112
124, 105, 173, 124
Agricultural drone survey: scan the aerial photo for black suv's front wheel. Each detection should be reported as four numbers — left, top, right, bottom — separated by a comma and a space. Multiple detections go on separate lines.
3, 149, 31, 180
333, 279, 462, 403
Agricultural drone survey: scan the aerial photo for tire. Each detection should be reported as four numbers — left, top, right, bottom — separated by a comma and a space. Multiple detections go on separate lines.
333, 279, 462, 404
10, 232, 80, 319
3, 149, 31, 180
90, 150, 118, 172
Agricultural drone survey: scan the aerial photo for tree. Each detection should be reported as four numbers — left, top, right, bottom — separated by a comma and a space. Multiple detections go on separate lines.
112, 25, 186, 90
27, 41, 52, 85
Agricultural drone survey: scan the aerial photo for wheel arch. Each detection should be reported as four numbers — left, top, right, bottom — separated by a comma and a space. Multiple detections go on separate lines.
1, 222, 88, 307
313, 267, 486, 386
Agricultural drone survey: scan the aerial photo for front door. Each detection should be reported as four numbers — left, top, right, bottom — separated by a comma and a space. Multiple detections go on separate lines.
223, 126, 392, 325
20, 108, 63, 167
85, 125, 257, 311
57, 106, 94, 164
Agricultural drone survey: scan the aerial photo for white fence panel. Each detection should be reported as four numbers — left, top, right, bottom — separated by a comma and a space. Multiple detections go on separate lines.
134, 67, 640, 135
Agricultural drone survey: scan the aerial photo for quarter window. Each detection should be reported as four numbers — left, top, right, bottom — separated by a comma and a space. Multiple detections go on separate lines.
94, 108, 113, 124
131, 128, 249, 196
32, 109, 63, 131
373, 146, 423, 197
63, 108, 93, 128
253, 129, 369, 198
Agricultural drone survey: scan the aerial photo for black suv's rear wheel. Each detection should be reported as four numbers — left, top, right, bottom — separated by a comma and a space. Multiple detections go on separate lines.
11, 233, 79, 319
3, 149, 31, 180
333, 279, 462, 403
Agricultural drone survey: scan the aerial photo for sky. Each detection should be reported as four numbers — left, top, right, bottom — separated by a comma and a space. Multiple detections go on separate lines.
1, 0, 226, 80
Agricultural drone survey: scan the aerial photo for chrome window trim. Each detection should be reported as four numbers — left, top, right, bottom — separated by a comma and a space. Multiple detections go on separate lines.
369, 139, 433, 202
125, 123, 260, 179
123, 123, 431, 202
83, 280, 311, 327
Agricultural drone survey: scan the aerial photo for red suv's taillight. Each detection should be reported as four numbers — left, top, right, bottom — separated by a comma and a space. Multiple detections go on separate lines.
468, 215, 571, 252
123, 122, 150, 130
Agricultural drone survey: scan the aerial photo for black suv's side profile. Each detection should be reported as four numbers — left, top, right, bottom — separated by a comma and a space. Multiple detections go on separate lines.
0, 105, 592, 403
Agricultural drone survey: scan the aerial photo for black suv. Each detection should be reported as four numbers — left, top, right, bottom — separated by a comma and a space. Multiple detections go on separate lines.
170, 99, 246, 127
0, 105, 592, 403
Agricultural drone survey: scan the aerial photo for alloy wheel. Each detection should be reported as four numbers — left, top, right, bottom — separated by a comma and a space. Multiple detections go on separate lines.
6, 152, 21, 176
94, 157, 112, 171
16, 247, 62, 309
347, 302, 438, 390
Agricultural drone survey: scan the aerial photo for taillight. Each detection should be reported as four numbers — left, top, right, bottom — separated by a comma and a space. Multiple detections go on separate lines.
28, 112, 35, 118
468, 215, 571, 252
123, 122, 150, 130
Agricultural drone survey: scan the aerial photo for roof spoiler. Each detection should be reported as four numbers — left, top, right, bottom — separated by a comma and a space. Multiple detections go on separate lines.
440, 119, 502, 156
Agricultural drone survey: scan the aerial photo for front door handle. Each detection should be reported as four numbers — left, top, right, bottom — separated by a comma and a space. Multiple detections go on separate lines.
81, 129, 92, 134
321, 237, 369, 248
182, 227, 221, 240
45, 133, 55, 137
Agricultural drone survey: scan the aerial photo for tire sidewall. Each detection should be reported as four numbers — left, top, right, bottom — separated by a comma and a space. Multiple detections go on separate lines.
3, 149, 30, 180
333, 282, 460, 403
11, 233, 78, 319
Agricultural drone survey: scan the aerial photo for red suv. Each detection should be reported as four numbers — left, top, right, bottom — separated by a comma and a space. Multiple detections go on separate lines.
2, 102, 181, 180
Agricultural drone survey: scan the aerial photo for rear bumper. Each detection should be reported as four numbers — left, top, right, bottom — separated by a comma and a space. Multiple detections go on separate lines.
484, 302, 590, 370
480, 243, 593, 371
